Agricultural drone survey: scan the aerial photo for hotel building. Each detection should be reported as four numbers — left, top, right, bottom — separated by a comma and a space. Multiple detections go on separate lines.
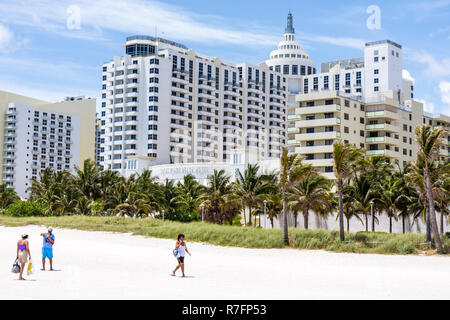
100, 36, 287, 175
267, 16, 442, 175
1, 91, 96, 198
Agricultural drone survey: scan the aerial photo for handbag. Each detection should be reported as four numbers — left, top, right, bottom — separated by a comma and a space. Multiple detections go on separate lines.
11, 259, 20, 274
173, 248, 179, 258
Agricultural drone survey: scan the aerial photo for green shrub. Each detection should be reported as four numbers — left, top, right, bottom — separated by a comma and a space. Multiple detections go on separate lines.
4, 200, 47, 217
445, 232, 450, 239
354, 232, 368, 243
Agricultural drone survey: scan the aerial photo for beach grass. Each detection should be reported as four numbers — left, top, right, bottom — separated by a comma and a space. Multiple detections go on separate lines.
0, 215, 448, 255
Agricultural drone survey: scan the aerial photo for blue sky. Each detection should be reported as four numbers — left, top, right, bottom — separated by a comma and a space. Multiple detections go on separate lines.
0, 0, 449, 114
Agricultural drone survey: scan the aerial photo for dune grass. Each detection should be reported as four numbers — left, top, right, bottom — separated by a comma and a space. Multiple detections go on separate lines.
0, 215, 448, 255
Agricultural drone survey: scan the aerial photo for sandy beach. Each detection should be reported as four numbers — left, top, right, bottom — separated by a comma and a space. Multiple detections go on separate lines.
1, 225, 449, 300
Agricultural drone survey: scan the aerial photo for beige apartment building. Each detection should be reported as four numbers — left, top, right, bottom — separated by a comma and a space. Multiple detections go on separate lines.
288, 90, 426, 178
423, 112, 450, 161
0, 90, 96, 196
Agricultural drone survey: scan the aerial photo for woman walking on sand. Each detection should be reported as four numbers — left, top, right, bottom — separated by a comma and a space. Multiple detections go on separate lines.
172, 234, 191, 277
16, 234, 31, 280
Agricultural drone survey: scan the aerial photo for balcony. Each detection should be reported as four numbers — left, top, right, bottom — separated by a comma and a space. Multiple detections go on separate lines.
366, 110, 398, 120
365, 136, 397, 145
295, 131, 341, 141
297, 145, 334, 154
294, 117, 341, 128
296, 104, 341, 115
365, 123, 398, 132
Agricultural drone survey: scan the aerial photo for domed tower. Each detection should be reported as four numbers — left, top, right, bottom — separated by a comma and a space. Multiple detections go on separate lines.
266, 12, 316, 109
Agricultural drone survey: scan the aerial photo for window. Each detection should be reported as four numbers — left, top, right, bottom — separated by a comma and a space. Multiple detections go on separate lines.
374, 57, 379, 62
374, 86, 379, 92
283, 65, 289, 75
292, 65, 298, 75
335, 75, 340, 90
344, 127, 349, 134
374, 78, 379, 84
374, 69, 379, 75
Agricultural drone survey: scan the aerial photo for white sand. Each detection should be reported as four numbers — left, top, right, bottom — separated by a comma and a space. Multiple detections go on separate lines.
0, 225, 449, 300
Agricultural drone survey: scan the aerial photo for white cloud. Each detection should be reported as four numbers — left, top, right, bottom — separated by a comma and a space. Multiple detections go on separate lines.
300, 34, 366, 50
440, 81, 450, 108
402, 69, 415, 83
0, 0, 367, 51
416, 98, 435, 113
0, 23, 13, 51
408, 50, 450, 78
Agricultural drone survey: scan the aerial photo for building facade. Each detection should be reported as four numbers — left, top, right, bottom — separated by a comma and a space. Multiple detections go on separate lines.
1, 91, 96, 198
100, 36, 287, 175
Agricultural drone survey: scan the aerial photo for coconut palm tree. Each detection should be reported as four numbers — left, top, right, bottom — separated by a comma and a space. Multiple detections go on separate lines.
346, 174, 374, 232
279, 148, 313, 244
260, 192, 283, 228
374, 175, 399, 233
333, 141, 364, 241
233, 164, 276, 226
289, 172, 331, 229
174, 174, 204, 221
201, 170, 233, 224
74, 159, 102, 200
415, 125, 445, 252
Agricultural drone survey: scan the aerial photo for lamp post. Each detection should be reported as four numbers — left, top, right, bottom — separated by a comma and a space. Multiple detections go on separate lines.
263, 200, 267, 229
370, 200, 374, 232
201, 204, 205, 222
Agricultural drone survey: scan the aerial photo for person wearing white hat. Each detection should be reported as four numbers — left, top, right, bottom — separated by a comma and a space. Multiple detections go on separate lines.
40, 227, 55, 271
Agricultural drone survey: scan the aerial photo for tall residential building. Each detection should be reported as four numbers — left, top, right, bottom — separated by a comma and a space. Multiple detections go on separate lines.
282, 34, 444, 175
100, 36, 287, 175
265, 12, 316, 123
423, 113, 450, 161
1, 91, 96, 198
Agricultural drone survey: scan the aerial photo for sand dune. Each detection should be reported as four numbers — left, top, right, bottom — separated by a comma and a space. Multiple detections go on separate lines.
1, 225, 449, 300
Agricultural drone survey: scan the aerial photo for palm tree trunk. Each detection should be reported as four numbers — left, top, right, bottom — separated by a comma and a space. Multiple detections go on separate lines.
365, 213, 368, 232
338, 180, 345, 241
346, 216, 350, 232
372, 209, 376, 232
424, 170, 443, 252
402, 215, 405, 234
440, 211, 444, 235
248, 205, 252, 226
389, 216, 393, 234
293, 211, 298, 228
282, 190, 289, 245
303, 208, 309, 230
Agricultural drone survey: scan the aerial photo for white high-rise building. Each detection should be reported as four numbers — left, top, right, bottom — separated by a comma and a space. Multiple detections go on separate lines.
100, 36, 287, 175
265, 13, 316, 118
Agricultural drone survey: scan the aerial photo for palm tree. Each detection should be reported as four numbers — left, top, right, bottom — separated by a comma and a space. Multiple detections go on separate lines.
174, 174, 204, 221
74, 159, 102, 200
290, 172, 331, 229
333, 141, 364, 241
0, 184, 20, 211
346, 174, 374, 232
394, 165, 416, 233
233, 164, 264, 226
279, 148, 313, 244
263, 192, 283, 228
201, 170, 233, 224
415, 125, 445, 252
374, 175, 398, 233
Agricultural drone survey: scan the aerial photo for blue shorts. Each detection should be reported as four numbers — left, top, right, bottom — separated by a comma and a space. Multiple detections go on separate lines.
42, 247, 53, 259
